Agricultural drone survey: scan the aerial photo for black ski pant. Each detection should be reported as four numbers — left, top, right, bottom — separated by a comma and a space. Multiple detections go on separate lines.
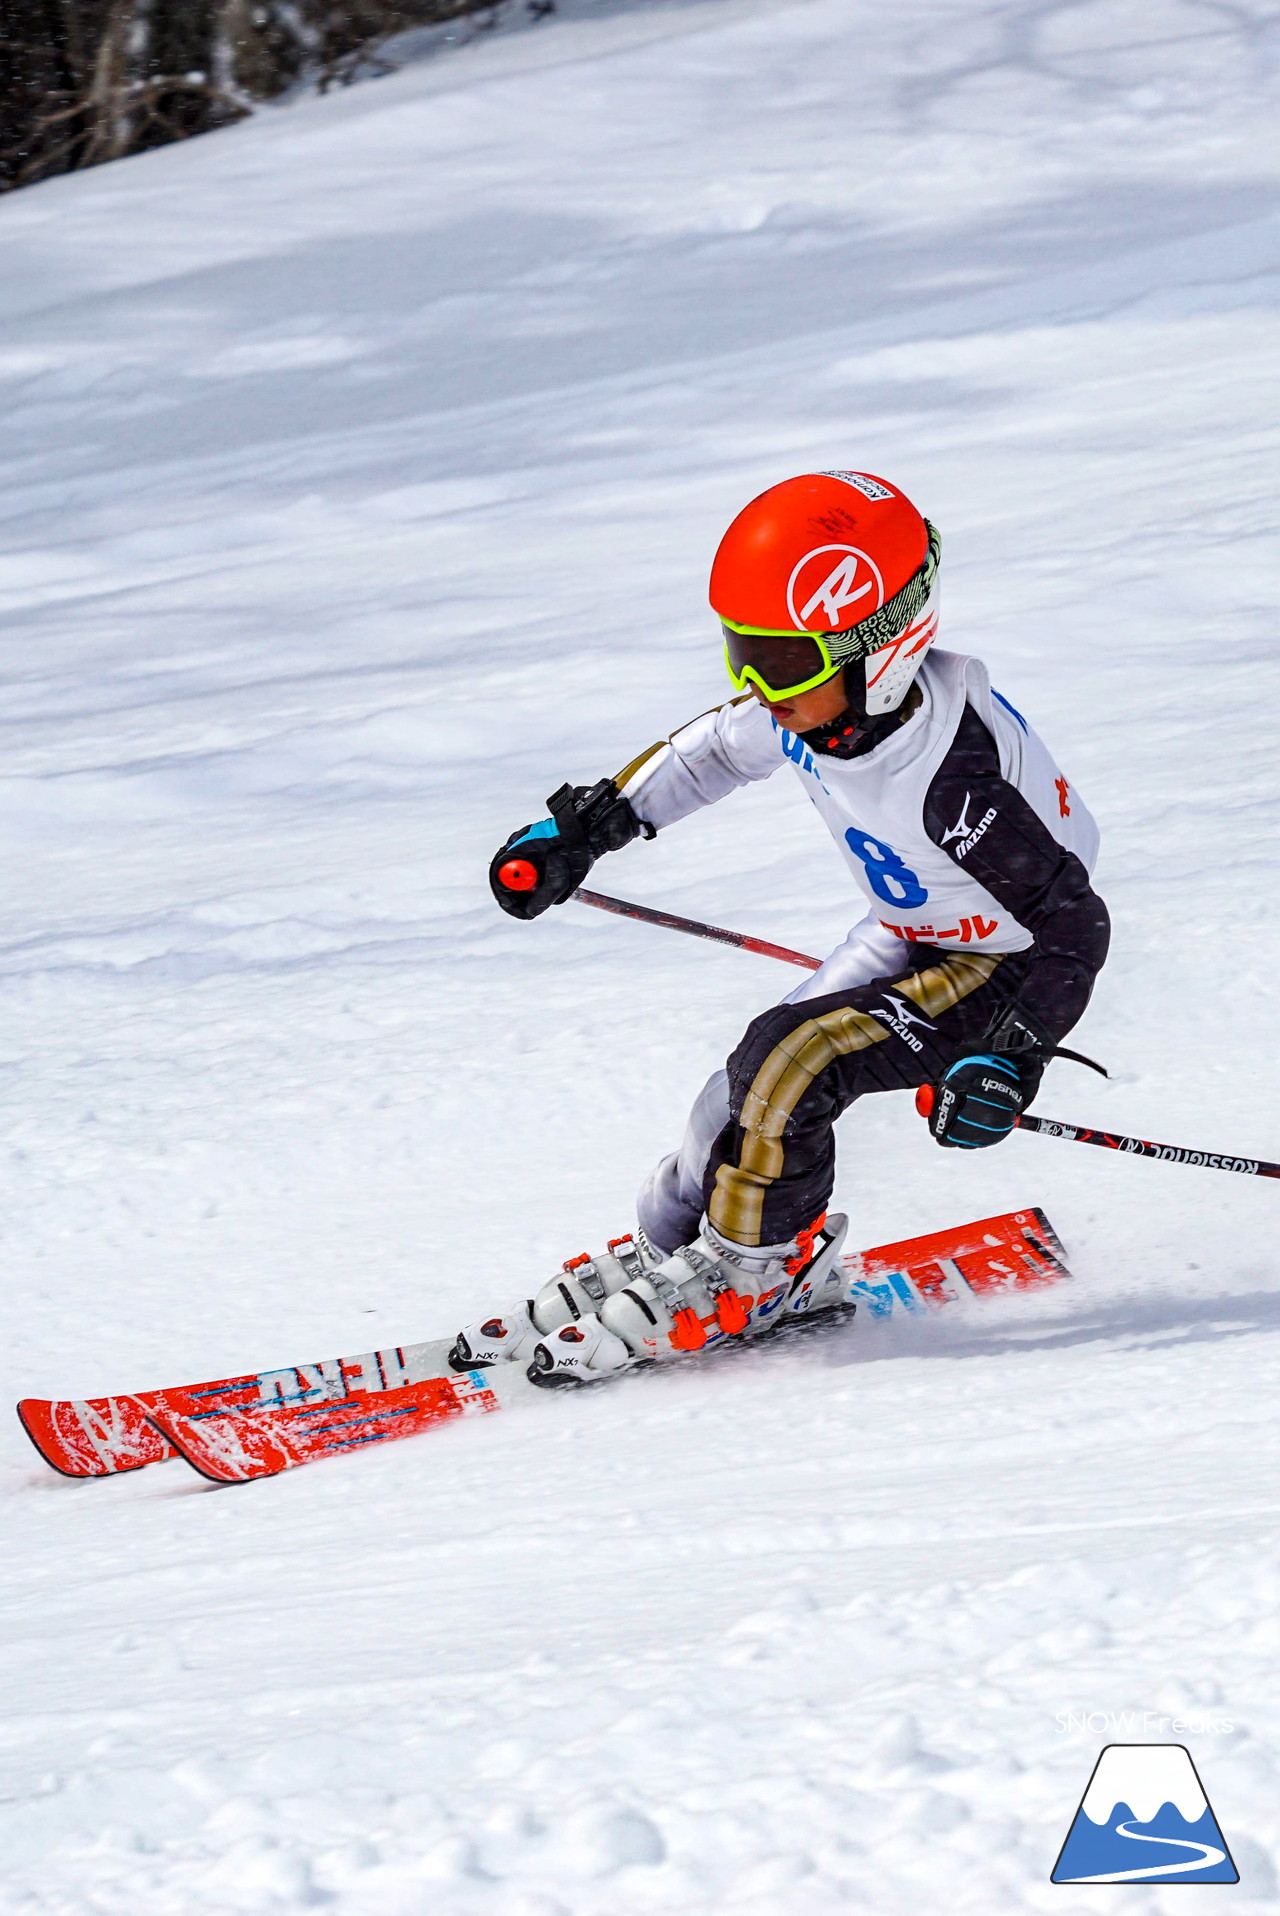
702, 946, 1025, 1247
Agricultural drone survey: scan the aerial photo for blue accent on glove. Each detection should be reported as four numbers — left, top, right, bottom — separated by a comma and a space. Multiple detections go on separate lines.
942, 1052, 1017, 1082
508, 817, 559, 849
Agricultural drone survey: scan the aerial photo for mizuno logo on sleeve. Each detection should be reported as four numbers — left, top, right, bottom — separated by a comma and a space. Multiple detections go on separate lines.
942, 793, 998, 859
941, 795, 974, 843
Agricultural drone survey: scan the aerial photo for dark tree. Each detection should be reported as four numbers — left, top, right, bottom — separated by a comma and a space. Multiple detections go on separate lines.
0, 0, 532, 192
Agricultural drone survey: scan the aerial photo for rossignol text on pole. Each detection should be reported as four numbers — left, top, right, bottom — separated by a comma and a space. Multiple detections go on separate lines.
572, 889, 1279, 1182
1014, 1112, 1279, 1179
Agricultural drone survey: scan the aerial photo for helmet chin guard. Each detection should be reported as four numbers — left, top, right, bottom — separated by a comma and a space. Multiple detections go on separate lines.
860, 581, 940, 715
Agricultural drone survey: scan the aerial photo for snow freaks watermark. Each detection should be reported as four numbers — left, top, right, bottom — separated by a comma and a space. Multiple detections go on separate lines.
1051, 1745, 1238, 1884
1055, 1710, 1234, 1737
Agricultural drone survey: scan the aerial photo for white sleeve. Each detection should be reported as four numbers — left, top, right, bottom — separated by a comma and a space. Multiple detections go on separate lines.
781, 915, 907, 1005
616, 698, 781, 832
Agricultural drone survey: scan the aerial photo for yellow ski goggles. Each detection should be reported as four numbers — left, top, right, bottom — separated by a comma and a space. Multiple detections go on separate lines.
721, 618, 842, 702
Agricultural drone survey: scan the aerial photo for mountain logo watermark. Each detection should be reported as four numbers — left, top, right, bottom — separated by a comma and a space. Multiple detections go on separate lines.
1051, 1744, 1238, 1884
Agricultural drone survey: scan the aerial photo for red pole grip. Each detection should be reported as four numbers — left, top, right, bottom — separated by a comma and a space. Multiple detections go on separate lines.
497, 858, 539, 892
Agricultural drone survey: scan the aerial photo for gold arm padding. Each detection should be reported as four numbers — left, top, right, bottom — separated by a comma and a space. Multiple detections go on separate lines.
613, 696, 755, 795
612, 738, 668, 791
709, 951, 1003, 1245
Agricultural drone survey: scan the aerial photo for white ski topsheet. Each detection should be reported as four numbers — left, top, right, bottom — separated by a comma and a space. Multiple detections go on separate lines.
1, 0, 1279, 1909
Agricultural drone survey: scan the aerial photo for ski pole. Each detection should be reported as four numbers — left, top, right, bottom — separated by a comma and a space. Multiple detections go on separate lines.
573, 888, 1279, 1182
1011, 1112, 1279, 1179
572, 887, 822, 971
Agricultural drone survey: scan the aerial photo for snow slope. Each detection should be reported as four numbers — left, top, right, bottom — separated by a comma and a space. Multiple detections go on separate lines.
2, 0, 1280, 1908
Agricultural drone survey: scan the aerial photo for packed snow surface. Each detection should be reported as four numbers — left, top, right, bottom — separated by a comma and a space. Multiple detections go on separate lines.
2, 0, 1280, 1909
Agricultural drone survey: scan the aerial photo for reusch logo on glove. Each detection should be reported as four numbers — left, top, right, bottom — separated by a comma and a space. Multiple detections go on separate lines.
981, 1077, 1025, 1104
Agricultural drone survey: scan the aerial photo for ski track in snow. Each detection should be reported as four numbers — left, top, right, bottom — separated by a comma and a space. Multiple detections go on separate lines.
1, 0, 1279, 1909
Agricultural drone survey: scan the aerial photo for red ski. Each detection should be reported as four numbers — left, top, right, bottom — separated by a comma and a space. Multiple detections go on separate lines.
148, 1367, 514, 1483
842, 1205, 1069, 1316
16, 1336, 456, 1479
138, 1207, 1072, 1485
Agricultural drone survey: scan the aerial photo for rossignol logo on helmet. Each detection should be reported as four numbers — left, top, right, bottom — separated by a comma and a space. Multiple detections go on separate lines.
819, 471, 894, 502
786, 545, 885, 630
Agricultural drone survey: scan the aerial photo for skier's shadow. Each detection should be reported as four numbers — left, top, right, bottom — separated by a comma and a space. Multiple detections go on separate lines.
808, 1286, 1280, 1368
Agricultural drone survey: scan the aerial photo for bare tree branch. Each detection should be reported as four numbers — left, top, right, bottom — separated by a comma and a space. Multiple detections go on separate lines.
0, 0, 539, 191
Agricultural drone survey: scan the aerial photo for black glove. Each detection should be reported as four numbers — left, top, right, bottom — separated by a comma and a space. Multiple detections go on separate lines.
490, 779, 652, 921
924, 1002, 1049, 1150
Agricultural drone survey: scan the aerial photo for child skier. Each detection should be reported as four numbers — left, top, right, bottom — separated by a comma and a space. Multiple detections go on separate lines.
459, 471, 1109, 1386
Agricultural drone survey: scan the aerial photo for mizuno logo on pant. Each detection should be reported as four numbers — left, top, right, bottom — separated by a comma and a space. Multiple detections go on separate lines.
869, 994, 933, 1053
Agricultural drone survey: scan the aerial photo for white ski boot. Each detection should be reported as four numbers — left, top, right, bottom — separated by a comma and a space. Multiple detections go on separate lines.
448, 1232, 665, 1373
523, 1312, 634, 1387
526, 1211, 850, 1387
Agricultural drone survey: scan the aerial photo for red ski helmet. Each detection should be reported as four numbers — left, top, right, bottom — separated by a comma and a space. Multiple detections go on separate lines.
711, 471, 940, 714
